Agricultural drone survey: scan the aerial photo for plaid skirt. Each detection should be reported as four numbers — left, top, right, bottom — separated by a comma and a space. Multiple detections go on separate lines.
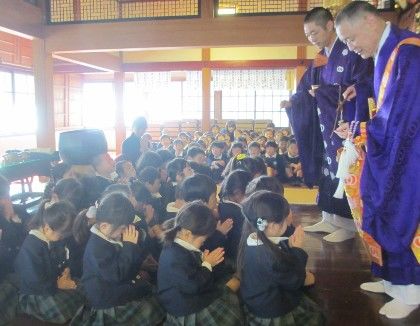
165, 287, 244, 326
245, 295, 325, 326
19, 289, 85, 324
70, 296, 165, 326
0, 276, 19, 326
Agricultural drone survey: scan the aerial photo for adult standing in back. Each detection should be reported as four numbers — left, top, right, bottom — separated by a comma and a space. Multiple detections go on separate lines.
122, 117, 148, 167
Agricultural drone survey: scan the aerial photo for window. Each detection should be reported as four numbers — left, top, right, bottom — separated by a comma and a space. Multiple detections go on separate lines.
82, 82, 116, 128
213, 70, 291, 127
255, 89, 290, 127
0, 71, 36, 135
129, 71, 202, 124
222, 89, 255, 120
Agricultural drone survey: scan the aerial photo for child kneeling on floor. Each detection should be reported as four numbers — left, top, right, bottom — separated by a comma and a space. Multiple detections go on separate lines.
15, 201, 84, 324
158, 200, 243, 325
71, 192, 165, 325
237, 190, 325, 325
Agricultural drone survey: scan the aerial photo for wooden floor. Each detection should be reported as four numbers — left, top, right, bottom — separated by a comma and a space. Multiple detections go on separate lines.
11, 205, 420, 326
294, 205, 420, 326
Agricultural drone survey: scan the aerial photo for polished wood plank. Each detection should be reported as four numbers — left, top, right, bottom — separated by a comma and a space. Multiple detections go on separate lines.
293, 205, 420, 326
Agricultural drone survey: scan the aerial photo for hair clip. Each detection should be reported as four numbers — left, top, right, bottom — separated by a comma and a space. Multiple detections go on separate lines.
86, 205, 97, 219
256, 218, 268, 231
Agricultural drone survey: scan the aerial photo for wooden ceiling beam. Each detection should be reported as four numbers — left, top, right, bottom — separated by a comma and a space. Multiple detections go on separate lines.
52, 52, 122, 72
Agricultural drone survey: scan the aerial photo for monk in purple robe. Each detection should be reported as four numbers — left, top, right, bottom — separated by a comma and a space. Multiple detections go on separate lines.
336, 1, 420, 319
281, 7, 373, 242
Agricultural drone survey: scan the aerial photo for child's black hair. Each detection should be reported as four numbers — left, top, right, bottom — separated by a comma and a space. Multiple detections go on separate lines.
35, 178, 84, 228
253, 156, 267, 176
160, 134, 171, 141
245, 176, 284, 196
156, 149, 174, 165
179, 132, 190, 139
103, 183, 132, 198
95, 192, 135, 227
226, 120, 236, 129
166, 158, 188, 182
115, 160, 128, 178
136, 151, 163, 175
179, 174, 216, 203
197, 140, 207, 150
187, 146, 205, 159
0, 174, 10, 198
131, 180, 154, 204
163, 200, 217, 244
237, 190, 292, 276
248, 141, 260, 150
229, 142, 244, 156
265, 140, 278, 149
138, 166, 160, 185
211, 141, 225, 150
29, 201, 76, 238
266, 122, 275, 129
53, 178, 84, 211
173, 138, 183, 146
237, 136, 248, 144
73, 185, 134, 245
220, 170, 252, 200
232, 156, 260, 177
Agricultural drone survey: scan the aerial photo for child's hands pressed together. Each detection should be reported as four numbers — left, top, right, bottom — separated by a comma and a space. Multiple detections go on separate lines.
122, 225, 139, 244
149, 224, 163, 239
203, 247, 225, 267
144, 204, 155, 224
57, 267, 77, 290
288, 225, 304, 248
216, 218, 233, 235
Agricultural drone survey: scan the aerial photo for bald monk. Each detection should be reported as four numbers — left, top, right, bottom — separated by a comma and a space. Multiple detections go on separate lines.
336, 1, 420, 319
281, 7, 373, 242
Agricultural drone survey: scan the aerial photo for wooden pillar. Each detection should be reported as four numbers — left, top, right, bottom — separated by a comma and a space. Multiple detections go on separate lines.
202, 48, 211, 131
296, 46, 307, 87
33, 38, 56, 150
73, 0, 81, 21
114, 72, 125, 155
214, 90, 222, 122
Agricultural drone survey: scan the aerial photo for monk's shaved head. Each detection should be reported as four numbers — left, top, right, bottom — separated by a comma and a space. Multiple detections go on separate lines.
336, 1, 381, 27
335, 1, 385, 59
304, 7, 334, 29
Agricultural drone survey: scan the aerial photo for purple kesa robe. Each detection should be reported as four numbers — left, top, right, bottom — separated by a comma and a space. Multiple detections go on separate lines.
360, 25, 420, 285
287, 39, 373, 218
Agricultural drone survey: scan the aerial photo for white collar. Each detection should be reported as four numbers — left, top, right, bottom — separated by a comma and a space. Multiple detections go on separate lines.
213, 155, 223, 160
29, 229, 50, 246
172, 182, 177, 186
221, 199, 242, 208
174, 237, 202, 253
166, 202, 180, 213
325, 36, 338, 58
246, 232, 288, 246
133, 215, 142, 223
265, 153, 277, 159
95, 172, 116, 182
287, 153, 299, 159
375, 22, 391, 66
90, 225, 123, 247
152, 192, 162, 199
